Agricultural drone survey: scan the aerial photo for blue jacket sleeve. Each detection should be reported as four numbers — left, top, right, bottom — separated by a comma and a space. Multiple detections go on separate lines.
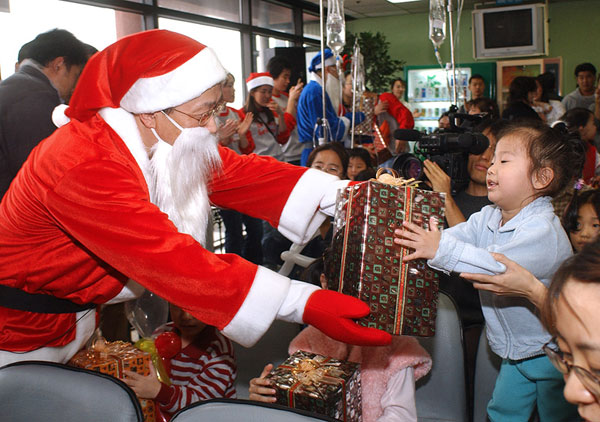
296, 82, 349, 144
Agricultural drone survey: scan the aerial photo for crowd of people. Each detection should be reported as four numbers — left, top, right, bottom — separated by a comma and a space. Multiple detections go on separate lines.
1, 27, 600, 422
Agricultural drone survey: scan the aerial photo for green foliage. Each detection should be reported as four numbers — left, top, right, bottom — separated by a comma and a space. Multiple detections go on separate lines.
342, 31, 405, 94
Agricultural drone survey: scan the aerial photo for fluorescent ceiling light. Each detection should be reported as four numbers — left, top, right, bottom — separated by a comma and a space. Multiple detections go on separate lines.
387, 0, 422, 3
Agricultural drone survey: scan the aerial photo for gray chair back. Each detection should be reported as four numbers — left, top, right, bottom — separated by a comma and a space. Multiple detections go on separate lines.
473, 327, 502, 422
0, 360, 143, 422
171, 398, 336, 421
234, 319, 302, 399
416, 291, 469, 422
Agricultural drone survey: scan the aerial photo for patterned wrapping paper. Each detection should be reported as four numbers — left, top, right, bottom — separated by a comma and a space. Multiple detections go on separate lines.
326, 180, 445, 337
69, 340, 156, 422
266, 350, 361, 422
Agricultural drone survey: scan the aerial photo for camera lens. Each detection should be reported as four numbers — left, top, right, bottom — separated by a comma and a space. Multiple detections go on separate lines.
392, 153, 423, 180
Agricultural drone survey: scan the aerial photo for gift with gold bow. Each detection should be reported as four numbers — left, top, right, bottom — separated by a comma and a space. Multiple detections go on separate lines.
265, 350, 361, 421
68, 337, 157, 422
325, 169, 445, 337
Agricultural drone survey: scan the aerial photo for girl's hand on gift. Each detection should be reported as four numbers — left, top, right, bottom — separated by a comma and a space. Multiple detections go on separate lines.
394, 216, 441, 261
249, 364, 277, 403
124, 361, 162, 400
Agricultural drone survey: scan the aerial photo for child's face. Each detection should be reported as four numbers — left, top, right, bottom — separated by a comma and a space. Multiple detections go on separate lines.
554, 278, 600, 420
347, 157, 368, 181
170, 304, 207, 340
487, 135, 539, 217
569, 203, 600, 252
580, 115, 598, 143
222, 82, 235, 103
252, 85, 273, 107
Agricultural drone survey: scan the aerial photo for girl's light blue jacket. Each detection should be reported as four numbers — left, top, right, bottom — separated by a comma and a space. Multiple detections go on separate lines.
428, 196, 572, 360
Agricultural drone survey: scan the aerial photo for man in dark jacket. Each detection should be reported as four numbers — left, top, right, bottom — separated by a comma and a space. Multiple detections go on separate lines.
0, 29, 88, 199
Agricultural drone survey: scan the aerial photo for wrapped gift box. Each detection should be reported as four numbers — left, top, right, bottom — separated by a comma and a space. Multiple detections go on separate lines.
69, 340, 156, 422
326, 177, 444, 337
266, 350, 361, 422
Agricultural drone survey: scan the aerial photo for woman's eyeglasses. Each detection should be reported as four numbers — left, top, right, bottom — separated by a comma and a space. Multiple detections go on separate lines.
172, 101, 226, 127
543, 338, 600, 399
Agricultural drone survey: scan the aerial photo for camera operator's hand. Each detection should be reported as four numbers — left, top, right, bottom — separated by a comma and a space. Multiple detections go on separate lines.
423, 159, 451, 195
393, 216, 441, 261
423, 159, 466, 228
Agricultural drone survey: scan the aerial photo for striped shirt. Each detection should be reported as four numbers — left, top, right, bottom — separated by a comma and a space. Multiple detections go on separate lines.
155, 324, 237, 416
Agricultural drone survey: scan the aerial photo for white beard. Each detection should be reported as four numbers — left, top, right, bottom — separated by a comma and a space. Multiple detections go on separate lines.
149, 127, 222, 246
326, 73, 341, 114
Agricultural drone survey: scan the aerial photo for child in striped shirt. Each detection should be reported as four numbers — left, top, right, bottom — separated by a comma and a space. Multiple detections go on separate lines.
124, 304, 237, 419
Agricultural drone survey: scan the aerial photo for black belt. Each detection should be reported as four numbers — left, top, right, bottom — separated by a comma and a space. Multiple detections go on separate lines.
0, 284, 96, 314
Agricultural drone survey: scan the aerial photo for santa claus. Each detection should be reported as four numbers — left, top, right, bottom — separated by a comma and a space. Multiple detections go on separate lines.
0, 30, 390, 365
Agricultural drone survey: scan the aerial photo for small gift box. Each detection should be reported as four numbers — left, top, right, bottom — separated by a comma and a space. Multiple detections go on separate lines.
265, 350, 361, 422
326, 170, 444, 337
69, 339, 156, 422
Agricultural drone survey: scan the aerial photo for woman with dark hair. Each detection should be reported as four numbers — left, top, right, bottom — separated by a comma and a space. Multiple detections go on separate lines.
533, 74, 565, 124
501, 76, 541, 122
561, 107, 599, 184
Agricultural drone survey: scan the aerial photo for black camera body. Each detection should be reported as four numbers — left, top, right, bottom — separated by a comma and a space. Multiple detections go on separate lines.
392, 113, 489, 194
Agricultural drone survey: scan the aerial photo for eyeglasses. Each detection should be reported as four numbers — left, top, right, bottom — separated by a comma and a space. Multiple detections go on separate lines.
543, 338, 600, 399
171, 100, 226, 127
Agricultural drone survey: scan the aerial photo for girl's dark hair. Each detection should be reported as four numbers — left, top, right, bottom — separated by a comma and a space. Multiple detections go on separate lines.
542, 240, 600, 336
244, 86, 274, 124
354, 168, 377, 182
348, 147, 373, 169
508, 76, 537, 104
300, 256, 325, 287
562, 189, 600, 233
474, 118, 510, 138
497, 120, 586, 198
536, 73, 555, 103
391, 78, 405, 91
306, 143, 350, 176
560, 108, 594, 135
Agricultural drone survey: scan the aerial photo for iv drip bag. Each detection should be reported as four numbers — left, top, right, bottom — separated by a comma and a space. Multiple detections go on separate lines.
429, 0, 446, 48
327, 0, 345, 55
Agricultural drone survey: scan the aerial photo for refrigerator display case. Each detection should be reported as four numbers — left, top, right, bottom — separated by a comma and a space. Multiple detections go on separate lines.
405, 62, 496, 133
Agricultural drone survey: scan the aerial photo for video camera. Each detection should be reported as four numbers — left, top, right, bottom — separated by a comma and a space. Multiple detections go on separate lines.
392, 109, 490, 194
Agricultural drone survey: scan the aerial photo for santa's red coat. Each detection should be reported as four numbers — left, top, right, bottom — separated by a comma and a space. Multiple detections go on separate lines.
0, 111, 340, 353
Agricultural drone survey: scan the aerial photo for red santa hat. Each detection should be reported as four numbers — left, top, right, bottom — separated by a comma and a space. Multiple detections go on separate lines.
246, 72, 273, 92
62, 29, 227, 123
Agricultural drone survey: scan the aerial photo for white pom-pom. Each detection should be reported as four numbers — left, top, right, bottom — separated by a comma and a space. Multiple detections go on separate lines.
52, 104, 71, 128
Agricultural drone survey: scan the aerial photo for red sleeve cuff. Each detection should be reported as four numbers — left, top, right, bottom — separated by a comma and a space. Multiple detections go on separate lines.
156, 383, 175, 405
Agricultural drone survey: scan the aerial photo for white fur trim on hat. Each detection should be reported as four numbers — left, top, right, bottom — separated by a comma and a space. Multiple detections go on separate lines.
120, 47, 227, 114
246, 75, 273, 92
314, 55, 336, 71
52, 104, 71, 128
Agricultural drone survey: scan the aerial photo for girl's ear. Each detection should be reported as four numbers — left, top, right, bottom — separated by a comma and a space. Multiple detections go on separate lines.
533, 167, 554, 190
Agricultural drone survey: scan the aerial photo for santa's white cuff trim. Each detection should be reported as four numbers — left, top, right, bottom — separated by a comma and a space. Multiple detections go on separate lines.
278, 169, 347, 244
320, 179, 351, 217
277, 280, 320, 323
222, 266, 290, 347
106, 279, 146, 304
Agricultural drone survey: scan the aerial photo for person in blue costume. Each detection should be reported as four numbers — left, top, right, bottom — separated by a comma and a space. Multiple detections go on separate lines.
297, 49, 362, 166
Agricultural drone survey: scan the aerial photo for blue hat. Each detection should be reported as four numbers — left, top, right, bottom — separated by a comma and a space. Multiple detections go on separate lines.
308, 49, 336, 73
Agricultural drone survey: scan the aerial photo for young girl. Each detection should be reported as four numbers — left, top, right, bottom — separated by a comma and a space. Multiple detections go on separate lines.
396, 120, 582, 421
347, 147, 373, 181
215, 73, 254, 154
242, 72, 296, 161
248, 257, 432, 422
563, 189, 600, 253
216, 73, 263, 264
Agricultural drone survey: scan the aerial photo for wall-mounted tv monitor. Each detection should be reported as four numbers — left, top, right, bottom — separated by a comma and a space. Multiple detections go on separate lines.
472, 4, 547, 59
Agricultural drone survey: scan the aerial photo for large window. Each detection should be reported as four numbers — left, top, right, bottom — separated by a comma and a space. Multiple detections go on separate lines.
0, 0, 141, 80
159, 17, 244, 109
158, 0, 241, 23
251, 0, 293, 34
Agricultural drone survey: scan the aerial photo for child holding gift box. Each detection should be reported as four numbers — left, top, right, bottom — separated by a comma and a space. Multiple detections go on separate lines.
248, 256, 432, 422
395, 120, 584, 421
124, 303, 236, 420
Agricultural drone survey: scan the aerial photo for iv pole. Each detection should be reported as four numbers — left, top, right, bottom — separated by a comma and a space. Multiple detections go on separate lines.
318, 0, 328, 144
